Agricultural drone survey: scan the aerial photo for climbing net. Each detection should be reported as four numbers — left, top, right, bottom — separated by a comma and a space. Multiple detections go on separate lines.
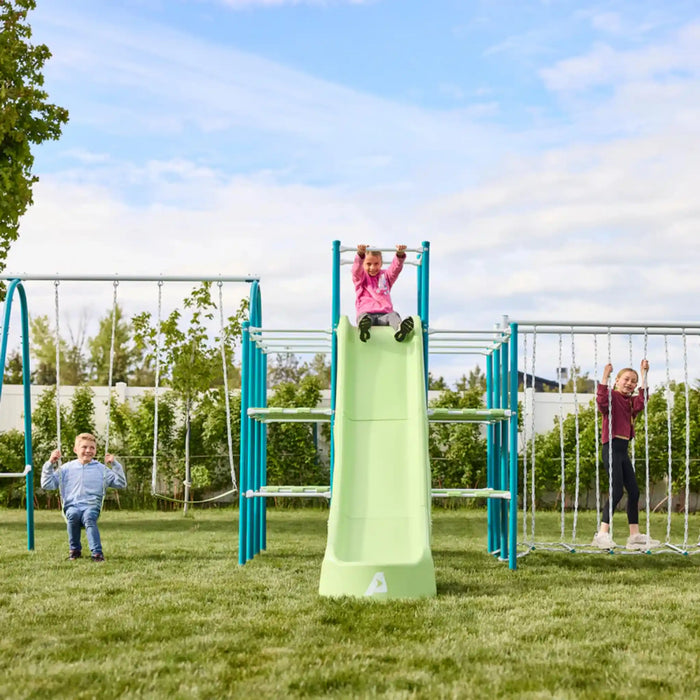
516, 320, 700, 556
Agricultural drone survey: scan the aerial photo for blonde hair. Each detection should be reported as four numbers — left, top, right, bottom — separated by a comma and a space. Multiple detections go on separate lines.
74, 432, 97, 446
615, 368, 638, 383
366, 250, 382, 260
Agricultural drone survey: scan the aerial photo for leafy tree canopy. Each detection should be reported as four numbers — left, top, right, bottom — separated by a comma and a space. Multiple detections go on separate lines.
0, 0, 69, 276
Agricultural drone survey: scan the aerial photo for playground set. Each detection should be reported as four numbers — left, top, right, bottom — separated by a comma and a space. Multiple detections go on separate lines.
1, 241, 699, 599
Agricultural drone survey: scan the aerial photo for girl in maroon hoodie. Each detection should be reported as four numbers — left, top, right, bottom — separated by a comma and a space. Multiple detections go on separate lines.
591, 360, 660, 551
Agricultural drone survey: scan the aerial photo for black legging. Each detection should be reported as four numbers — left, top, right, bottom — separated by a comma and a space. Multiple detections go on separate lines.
601, 438, 639, 525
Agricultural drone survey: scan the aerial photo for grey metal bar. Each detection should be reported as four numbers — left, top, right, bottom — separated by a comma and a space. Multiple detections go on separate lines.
249, 328, 332, 335
1, 274, 259, 283
516, 327, 700, 336
429, 328, 510, 336
340, 260, 420, 267
429, 349, 492, 355
514, 319, 700, 330
339, 245, 426, 254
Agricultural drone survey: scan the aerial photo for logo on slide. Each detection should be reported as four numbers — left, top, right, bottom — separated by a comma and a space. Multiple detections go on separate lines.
364, 571, 388, 596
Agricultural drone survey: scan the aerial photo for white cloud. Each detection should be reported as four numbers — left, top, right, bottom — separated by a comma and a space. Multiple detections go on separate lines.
34, 4, 505, 196
16, 5, 700, 386
541, 23, 700, 93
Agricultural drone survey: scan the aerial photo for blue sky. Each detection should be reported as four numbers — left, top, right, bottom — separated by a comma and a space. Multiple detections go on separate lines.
7, 0, 700, 383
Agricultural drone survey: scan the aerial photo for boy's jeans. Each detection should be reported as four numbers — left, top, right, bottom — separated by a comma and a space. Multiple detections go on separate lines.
64, 505, 103, 555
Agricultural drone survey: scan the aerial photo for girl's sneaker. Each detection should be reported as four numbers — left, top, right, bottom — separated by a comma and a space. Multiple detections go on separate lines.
591, 532, 616, 549
358, 316, 371, 342
626, 534, 661, 551
394, 317, 414, 342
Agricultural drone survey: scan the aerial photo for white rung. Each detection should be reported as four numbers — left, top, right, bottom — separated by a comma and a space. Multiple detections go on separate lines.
0, 464, 32, 478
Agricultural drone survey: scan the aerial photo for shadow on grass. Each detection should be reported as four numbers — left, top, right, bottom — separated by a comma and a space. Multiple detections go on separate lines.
521, 548, 700, 571
431, 544, 700, 598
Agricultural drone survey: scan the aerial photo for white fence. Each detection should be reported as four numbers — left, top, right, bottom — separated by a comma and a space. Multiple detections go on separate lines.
0, 383, 152, 435
0, 384, 586, 438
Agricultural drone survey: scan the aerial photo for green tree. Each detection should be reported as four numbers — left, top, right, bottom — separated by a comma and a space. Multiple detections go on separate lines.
29, 314, 88, 385
31, 385, 96, 460
0, 429, 26, 505
133, 283, 246, 511
531, 403, 598, 509
61, 313, 89, 385
3, 348, 23, 383
29, 315, 57, 384
266, 376, 327, 489
268, 352, 305, 386
306, 353, 331, 389
31, 386, 69, 464
0, 0, 69, 277
187, 387, 242, 495
455, 365, 486, 392
429, 381, 488, 491
88, 303, 135, 385
68, 385, 96, 437
109, 391, 178, 507
428, 372, 448, 391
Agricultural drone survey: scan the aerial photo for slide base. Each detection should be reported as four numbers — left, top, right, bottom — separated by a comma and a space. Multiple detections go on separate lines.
319, 553, 436, 599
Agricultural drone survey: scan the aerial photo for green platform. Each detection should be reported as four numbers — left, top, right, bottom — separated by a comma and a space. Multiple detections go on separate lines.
319, 316, 436, 599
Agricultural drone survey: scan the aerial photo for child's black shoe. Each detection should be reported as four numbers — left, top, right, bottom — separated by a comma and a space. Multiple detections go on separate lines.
68, 549, 81, 560
394, 317, 414, 342
358, 316, 372, 342
91, 552, 105, 562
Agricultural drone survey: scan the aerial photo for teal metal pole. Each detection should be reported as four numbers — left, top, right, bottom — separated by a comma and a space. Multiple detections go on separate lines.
330, 241, 340, 491
509, 323, 519, 570
247, 338, 257, 560
420, 241, 430, 393
238, 321, 250, 564
0, 280, 35, 550
500, 334, 509, 561
18, 283, 34, 550
260, 349, 268, 551
491, 346, 502, 553
249, 282, 263, 559
250, 336, 261, 556
486, 352, 495, 554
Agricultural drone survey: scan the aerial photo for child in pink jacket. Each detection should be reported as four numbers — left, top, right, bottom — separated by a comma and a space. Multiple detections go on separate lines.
352, 244, 414, 342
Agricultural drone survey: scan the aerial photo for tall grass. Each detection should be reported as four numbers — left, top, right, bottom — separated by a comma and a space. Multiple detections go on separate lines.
1, 508, 698, 699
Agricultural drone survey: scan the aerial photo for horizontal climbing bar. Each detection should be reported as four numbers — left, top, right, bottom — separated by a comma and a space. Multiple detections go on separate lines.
514, 320, 700, 334
338, 245, 427, 254
429, 350, 493, 356
340, 260, 420, 268
428, 328, 510, 337
247, 407, 333, 423
1, 274, 259, 283
432, 488, 511, 500
254, 346, 333, 353
249, 327, 332, 335
245, 486, 331, 498
0, 465, 32, 478
428, 408, 512, 423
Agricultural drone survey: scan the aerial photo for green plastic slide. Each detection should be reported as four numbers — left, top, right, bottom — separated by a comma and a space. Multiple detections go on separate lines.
318, 316, 436, 599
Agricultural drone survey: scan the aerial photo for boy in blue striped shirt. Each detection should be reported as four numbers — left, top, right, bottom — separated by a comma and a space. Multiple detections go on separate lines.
41, 432, 126, 561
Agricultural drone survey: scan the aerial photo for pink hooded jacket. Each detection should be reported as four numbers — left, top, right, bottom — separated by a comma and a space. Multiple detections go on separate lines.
352, 253, 405, 320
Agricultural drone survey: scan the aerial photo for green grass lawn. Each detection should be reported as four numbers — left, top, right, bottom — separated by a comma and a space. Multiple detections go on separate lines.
1, 507, 699, 699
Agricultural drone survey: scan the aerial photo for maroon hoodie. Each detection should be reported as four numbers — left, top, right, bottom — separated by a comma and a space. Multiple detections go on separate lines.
596, 384, 647, 444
